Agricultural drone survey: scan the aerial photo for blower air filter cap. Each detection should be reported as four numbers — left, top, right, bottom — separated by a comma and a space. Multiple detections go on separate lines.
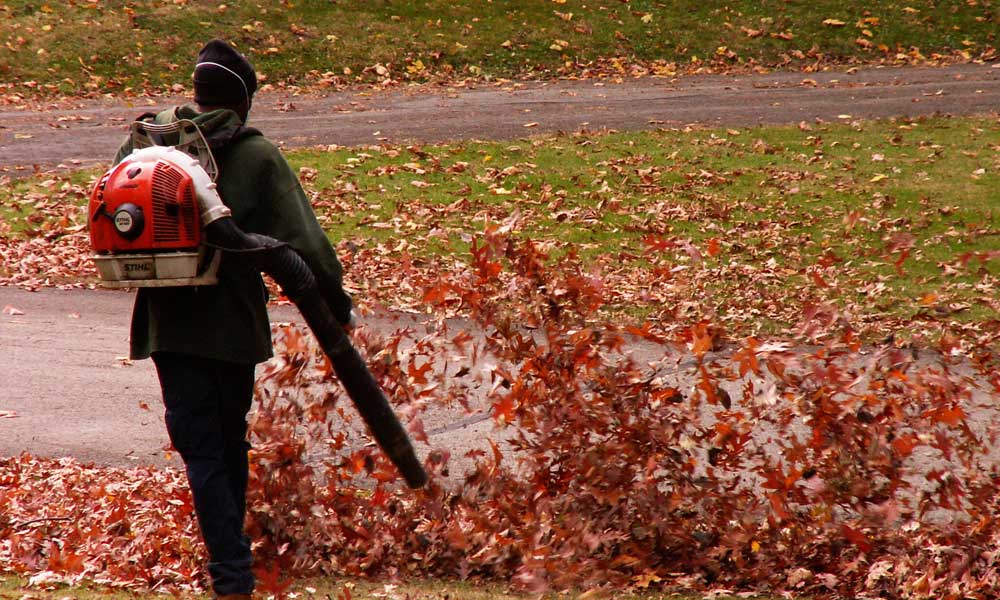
113, 203, 145, 240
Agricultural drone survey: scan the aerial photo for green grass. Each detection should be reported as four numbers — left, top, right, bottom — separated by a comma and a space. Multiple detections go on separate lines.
1, 1, 998, 97
0, 575, 775, 600
296, 119, 997, 261
0, 171, 94, 236
294, 115, 1000, 336
3, 115, 998, 339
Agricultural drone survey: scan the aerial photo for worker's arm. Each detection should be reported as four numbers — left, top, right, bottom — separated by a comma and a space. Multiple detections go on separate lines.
271, 177, 355, 325
230, 139, 354, 325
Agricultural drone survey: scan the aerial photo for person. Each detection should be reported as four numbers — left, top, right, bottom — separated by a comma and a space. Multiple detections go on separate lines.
112, 39, 355, 599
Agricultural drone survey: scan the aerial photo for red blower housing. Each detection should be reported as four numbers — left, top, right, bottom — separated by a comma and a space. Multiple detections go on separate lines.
89, 156, 202, 254
87, 144, 223, 288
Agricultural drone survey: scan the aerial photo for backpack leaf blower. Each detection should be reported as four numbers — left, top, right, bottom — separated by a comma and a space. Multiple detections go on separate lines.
89, 120, 428, 489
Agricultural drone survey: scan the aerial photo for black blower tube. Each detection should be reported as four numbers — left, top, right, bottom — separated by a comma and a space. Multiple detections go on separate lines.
205, 218, 429, 489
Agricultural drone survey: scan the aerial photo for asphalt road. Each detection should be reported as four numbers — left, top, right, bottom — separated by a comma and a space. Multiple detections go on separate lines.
2, 62, 1000, 471
2, 62, 999, 175
0, 286, 508, 474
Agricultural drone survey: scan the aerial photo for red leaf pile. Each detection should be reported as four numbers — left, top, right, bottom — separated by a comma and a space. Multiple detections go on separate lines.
0, 457, 203, 591
4, 225, 1000, 598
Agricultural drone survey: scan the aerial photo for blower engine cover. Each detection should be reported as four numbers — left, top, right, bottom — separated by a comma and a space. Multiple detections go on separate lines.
89, 146, 221, 287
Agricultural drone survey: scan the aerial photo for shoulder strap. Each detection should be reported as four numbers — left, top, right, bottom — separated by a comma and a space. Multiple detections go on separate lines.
128, 118, 219, 181
134, 111, 159, 122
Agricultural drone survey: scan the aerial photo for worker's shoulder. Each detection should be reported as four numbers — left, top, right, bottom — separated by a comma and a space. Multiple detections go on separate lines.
225, 130, 283, 159
218, 134, 297, 189
222, 132, 287, 169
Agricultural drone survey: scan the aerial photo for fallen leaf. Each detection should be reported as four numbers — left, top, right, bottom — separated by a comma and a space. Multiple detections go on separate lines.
3, 305, 25, 316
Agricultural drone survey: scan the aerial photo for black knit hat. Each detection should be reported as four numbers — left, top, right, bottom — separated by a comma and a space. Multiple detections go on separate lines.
192, 39, 257, 108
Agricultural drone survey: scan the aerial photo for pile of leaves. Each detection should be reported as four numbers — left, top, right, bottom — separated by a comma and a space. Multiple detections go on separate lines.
0, 457, 202, 592
4, 226, 1000, 598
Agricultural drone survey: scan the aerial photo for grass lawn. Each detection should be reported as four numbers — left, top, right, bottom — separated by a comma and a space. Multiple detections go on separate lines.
2, 114, 999, 341
1, 1, 998, 97
295, 114, 1000, 339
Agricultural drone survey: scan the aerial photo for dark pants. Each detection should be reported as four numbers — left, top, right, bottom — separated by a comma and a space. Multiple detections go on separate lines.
152, 351, 256, 596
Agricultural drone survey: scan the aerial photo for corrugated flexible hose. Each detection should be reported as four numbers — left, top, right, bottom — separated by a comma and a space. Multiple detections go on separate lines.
205, 218, 429, 489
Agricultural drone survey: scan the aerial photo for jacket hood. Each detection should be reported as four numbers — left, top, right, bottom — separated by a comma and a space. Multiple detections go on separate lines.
148, 105, 257, 149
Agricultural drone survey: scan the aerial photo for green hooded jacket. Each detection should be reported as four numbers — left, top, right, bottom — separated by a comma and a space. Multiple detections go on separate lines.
113, 105, 353, 364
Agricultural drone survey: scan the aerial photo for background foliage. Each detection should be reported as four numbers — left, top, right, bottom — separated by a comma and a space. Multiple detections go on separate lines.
1, 0, 998, 97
